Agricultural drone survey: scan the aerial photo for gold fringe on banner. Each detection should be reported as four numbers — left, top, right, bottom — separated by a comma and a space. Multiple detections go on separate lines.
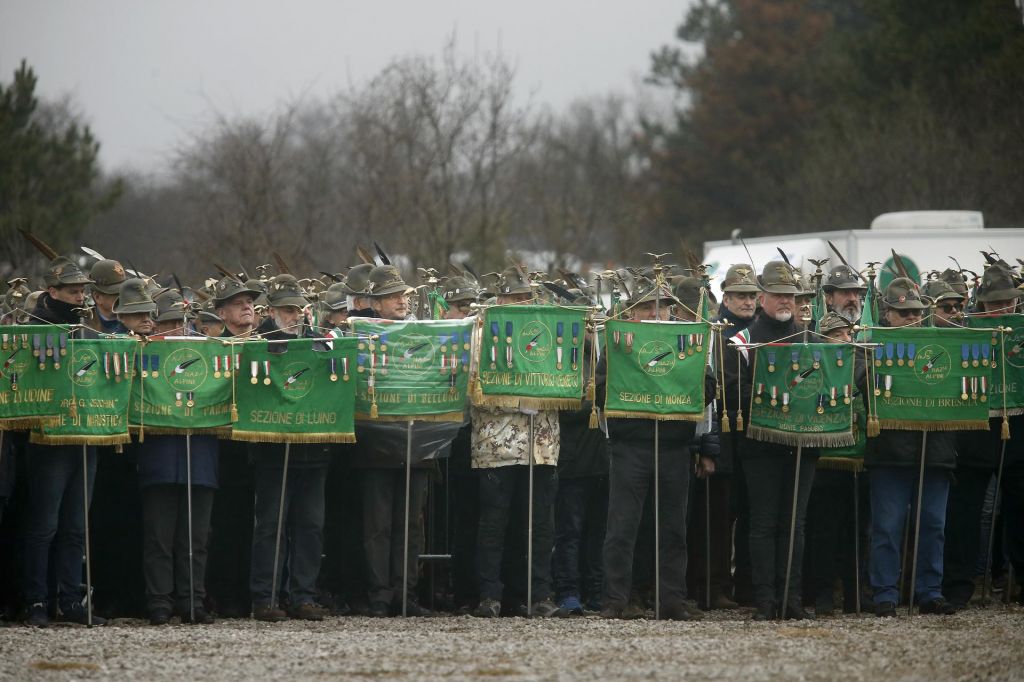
355, 412, 464, 423
471, 394, 583, 411
30, 432, 131, 446
876, 419, 989, 432
744, 424, 856, 448
603, 409, 704, 423
229, 430, 357, 444
817, 456, 865, 473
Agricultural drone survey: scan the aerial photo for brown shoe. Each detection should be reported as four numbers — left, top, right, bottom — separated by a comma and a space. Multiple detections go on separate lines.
711, 593, 738, 610
288, 603, 328, 621
253, 605, 288, 622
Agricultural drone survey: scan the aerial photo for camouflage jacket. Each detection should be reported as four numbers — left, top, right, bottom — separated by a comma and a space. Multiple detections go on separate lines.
470, 405, 560, 469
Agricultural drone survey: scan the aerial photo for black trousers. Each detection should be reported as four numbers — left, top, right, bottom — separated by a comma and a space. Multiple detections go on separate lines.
1000, 464, 1024, 579
942, 466, 992, 604
687, 472, 733, 604
732, 456, 753, 603
142, 484, 214, 612
206, 448, 253, 617
450, 468, 480, 607
743, 451, 816, 608
552, 475, 607, 603
477, 464, 557, 603
603, 445, 690, 609
360, 468, 428, 607
803, 468, 868, 610
251, 465, 327, 608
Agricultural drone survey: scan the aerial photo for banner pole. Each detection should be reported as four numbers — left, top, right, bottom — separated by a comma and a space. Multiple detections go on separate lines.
654, 419, 661, 620
402, 419, 413, 617
899, 506, 910, 605
82, 444, 93, 627
186, 431, 195, 623
853, 469, 861, 615
981, 440, 1007, 604
781, 444, 803, 619
270, 443, 290, 611
705, 473, 711, 611
907, 431, 928, 616
527, 412, 535, 617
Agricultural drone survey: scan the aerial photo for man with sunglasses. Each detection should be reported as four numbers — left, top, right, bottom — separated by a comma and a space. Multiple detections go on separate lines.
866, 278, 958, 617
923, 280, 965, 328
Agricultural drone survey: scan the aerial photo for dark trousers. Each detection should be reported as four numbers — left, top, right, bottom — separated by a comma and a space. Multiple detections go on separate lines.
552, 475, 607, 603
943, 467, 992, 604
1000, 464, 1024, 578
361, 468, 428, 606
142, 484, 214, 612
687, 472, 733, 604
477, 464, 557, 603
743, 451, 816, 608
450, 468, 480, 607
251, 465, 327, 607
206, 450, 253, 617
804, 468, 867, 611
21, 445, 96, 610
603, 446, 690, 609
732, 456, 753, 603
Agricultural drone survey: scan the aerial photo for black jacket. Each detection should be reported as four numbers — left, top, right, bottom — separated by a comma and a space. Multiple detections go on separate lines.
32, 293, 96, 338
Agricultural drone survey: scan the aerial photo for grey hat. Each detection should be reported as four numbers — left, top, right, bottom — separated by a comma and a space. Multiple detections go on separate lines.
976, 265, 1023, 303
883, 277, 926, 310
266, 274, 309, 308
88, 259, 128, 295
629, 278, 679, 307
938, 268, 969, 297
758, 261, 800, 294
496, 267, 532, 296
922, 279, 964, 305
320, 282, 349, 312
721, 264, 760, 293
822, 264, 866, 293
443, 276, 479, 303
672, 276, 703, 313
153, 288, 195, 323
212, 275, 263, 306
113, 278, 158, 315
342, 263, 375, 296
367, 265, 414, 297
44, 257, 92, 288
819, 311, 854, 334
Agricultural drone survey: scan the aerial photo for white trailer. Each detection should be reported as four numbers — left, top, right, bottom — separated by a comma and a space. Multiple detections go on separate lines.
702, 211, 1024, 299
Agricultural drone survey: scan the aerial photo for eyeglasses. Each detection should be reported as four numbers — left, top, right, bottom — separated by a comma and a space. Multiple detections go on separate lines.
938, 304, 962, 313
895, 309, 922, 318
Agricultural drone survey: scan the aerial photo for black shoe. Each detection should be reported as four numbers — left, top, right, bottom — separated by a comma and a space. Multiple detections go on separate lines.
752, 602, 776, 621
473, 598, 501, 618
400, 600, 435, 617
180, 606, 215, 624
662, 602, 702, 621
875, 601, 897, 618
60, 603, 106, 626
600, 602, 644, 620
25, 602, 48, 628
784, 602, 813, 620
530, 599, 564, 618
918, 598, 957, 615
367, 601, 391, 618
149, 608, 172, 626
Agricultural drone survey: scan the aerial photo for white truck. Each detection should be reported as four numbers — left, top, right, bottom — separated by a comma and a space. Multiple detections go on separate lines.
701, 211, 1024, 299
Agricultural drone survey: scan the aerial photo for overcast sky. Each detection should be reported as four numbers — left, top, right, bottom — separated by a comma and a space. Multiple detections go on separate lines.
0, 1, 692, 174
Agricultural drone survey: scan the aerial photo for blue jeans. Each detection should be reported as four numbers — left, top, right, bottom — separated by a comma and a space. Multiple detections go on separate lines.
552, 475, 607, 602
21, 444, 97, 608
869, 466, 950, 605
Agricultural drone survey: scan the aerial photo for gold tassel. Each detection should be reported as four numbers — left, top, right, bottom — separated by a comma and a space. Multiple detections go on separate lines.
114, 444, 124, 454
231, 403, 239, 422
736, 411, 744, 432
721, 412, 731, 433
589, 405, 599, 429
138, 427, 145, 444
68, 402, 77, 418
586, 379, 595, 402
369, 399, 379, 419
867, 416, 880, 438
1002, 416, 1010, 441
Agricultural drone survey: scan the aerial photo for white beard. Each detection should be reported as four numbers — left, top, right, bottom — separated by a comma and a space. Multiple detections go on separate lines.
773, 310, 793, 322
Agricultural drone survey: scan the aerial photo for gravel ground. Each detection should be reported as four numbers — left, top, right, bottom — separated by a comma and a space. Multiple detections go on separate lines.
2, 605, 1023, 681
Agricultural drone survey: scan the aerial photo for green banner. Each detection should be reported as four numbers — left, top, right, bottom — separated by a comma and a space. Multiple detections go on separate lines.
33, 338, 138, 445
231, 338, 358, 443
747, 343, 857, 447
129, 339, 235, 435
0, 325, 72, 429
868, 327, 990, 431
350, 319, 473, 422
967, 313, 1024, 417
818, 399, 867, 471
602, 319, 710, 421
475, 305, 588, 410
